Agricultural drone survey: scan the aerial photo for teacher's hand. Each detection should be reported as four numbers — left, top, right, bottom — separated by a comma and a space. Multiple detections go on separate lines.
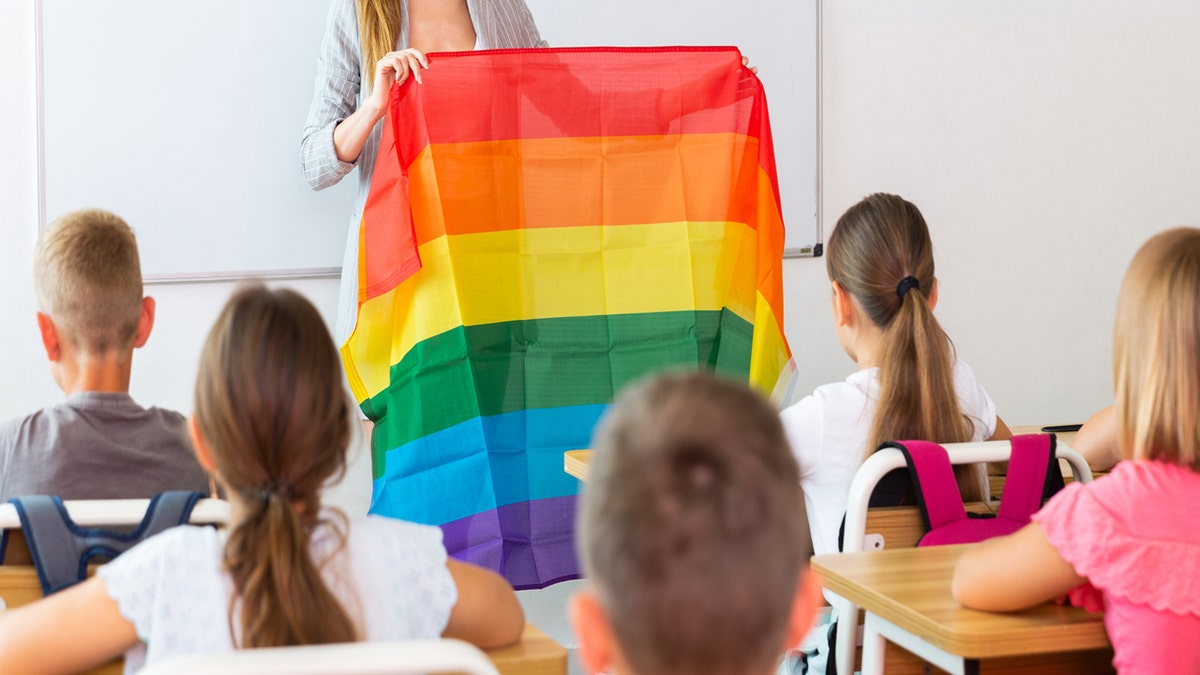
367, 48, 429, 115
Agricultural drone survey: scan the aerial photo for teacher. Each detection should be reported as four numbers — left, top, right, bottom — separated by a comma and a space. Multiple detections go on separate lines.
301, 0, 546, 344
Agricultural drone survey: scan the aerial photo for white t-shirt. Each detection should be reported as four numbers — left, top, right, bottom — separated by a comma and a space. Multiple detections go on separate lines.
99, 515, 457, 673
780, 360, 997, 558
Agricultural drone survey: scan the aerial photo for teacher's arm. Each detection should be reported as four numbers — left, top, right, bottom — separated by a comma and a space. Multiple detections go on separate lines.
300, 0, 369, 191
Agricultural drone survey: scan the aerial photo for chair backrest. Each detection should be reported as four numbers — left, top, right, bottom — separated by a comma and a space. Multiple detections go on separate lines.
9, 491, 211, 594
842, 436, 1091, 554
885, 434, 1062, 546
137, 639, 502, 675
0, 497, 230, 607
832, 435, 1092, 675
0, 497, 231, 534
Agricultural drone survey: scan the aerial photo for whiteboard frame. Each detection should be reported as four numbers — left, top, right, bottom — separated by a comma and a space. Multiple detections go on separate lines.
783, 0, 823, 258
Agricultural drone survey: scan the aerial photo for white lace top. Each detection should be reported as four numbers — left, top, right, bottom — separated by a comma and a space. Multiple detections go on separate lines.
99, 515, 457, 673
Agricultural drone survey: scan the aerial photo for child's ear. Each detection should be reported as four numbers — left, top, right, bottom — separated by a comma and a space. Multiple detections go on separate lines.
928, 278, 939, 311
831, 281, 853, 327
188, 416, 216, 473
36, 312, 61, 362
570, 588, 617, 675
133, 297, 156, 349
782, 568, 824, 652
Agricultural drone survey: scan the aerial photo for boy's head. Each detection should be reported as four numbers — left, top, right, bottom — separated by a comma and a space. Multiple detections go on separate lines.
573, 371, 819, 675
34, 209, 149, 360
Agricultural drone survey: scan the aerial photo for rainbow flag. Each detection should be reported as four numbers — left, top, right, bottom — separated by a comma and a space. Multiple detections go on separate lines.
342, 47, 792, 588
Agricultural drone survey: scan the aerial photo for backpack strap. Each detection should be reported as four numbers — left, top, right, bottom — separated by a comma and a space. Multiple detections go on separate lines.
881, 440, 967, 532
9, 491, 204, 595
996, 433, 1056, 523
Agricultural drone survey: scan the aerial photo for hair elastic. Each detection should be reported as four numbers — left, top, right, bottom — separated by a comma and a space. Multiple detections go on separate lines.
896, 275, 921, 299
256, 477, 294, 503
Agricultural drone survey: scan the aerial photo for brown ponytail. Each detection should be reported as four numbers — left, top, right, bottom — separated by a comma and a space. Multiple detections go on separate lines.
196, 286, 357, 648
357, 0, 403, 92
827, 194, 985, 501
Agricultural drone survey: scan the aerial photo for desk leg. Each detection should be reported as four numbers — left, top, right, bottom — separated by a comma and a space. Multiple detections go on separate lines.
860, 614, 885, 675
863, 612, 969, 675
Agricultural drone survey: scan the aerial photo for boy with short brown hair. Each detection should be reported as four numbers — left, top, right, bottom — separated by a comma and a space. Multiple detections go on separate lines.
572, 372, 820, 675
0, 208, 208, 500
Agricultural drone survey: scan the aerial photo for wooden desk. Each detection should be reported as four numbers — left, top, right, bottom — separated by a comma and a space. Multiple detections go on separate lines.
813, 545, 1113, 675
567, 427, 1081, 486
564, 450, 591, 482
487, 624, 567, 675
1009, 424, 1078, 447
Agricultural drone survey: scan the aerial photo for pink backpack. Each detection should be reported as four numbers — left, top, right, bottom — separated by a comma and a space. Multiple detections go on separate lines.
881, 434, 1064, 546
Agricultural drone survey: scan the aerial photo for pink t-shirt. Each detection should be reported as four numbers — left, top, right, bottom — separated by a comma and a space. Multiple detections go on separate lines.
1033, 460, 1200, 674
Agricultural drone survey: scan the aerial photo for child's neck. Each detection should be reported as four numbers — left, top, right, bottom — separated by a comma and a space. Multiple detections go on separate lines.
54, 352, 133, 397
847, 324, 884, 372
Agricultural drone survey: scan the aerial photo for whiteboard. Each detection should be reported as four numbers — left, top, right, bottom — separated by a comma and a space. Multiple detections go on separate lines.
38, 0, 354, 281
525, 0, 821, 255
38, 0, 820, 283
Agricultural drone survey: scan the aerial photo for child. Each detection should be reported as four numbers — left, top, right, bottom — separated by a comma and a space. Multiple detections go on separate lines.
953, 228, 1200, 674
0, 286, 524, 673
0, 208, 208, 501
571, 372, 822, 675
781, 193, 1010, 560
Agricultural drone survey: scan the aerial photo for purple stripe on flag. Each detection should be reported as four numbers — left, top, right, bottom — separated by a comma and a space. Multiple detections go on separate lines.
441, 495, 581, 590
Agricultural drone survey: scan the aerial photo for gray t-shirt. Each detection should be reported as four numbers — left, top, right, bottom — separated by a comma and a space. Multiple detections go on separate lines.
0, 392, 209, 501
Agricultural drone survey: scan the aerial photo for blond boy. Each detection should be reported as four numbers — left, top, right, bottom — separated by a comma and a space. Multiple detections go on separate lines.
0, 209, 208, 500
572, 372, 821, 675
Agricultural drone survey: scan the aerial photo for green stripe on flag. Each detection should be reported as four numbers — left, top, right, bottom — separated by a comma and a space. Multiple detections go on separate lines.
362, 309, 753, 476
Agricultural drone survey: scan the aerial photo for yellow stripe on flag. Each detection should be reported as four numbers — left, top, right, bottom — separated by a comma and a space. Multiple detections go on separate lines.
343, 220, 760, 402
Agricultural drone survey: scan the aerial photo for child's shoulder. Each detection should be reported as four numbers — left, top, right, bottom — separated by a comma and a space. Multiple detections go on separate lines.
782, 369, 877, 422
343, 515, 450, 567
97, 525, 224, 601
356, 514, 446, 538
1092, 460, 1200, 511
338, 516, 458, 629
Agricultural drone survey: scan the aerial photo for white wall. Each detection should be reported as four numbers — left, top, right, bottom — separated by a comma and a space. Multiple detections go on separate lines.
12, 2, 1178, 428
801, 1, 1200, 425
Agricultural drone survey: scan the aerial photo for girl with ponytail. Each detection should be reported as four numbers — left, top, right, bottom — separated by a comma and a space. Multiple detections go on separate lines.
0, 286, 523, 673
778, 194, 1009, 673
782, 193, 1012, 560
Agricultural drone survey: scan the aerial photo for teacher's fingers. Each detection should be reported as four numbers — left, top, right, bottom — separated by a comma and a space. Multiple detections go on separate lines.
385, 48, 429, 80
741, 55, 759, 75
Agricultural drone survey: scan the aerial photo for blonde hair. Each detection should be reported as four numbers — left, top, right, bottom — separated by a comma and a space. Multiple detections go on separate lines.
826, 194, 984, 500
357, 0, 403, 93
1114, 227, 1200, 469
195, 285, 356, 648
581, 372, 806, 675
33, 208, 143, 356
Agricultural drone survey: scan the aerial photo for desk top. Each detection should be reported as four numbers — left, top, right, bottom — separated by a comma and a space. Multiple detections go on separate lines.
487, 624, 568, 675
1010, 424, 1077, 448
566, 427, 1078, 485
812, 545, 1109, 659
564, 450, 591, 482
